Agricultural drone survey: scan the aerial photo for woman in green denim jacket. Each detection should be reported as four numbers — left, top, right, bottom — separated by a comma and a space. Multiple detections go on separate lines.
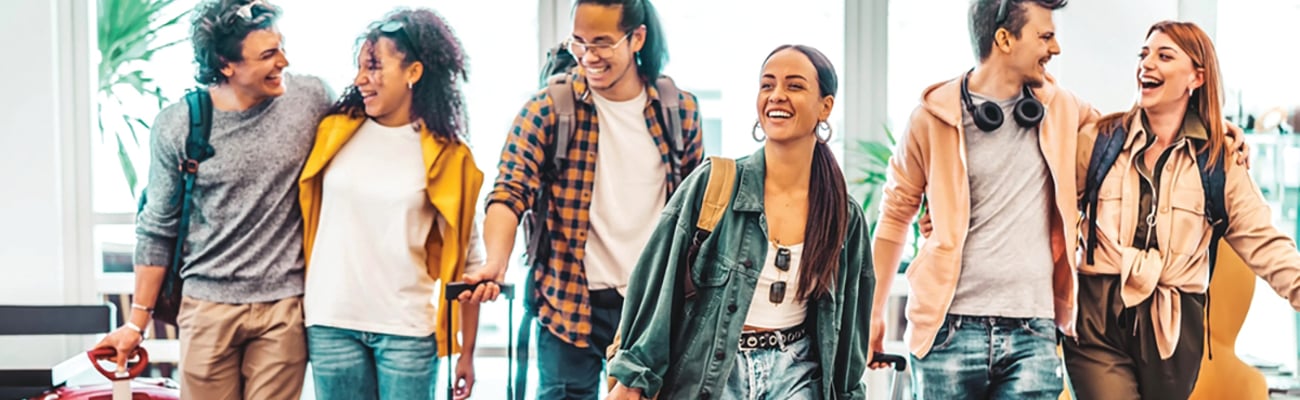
607, 45, 875, 400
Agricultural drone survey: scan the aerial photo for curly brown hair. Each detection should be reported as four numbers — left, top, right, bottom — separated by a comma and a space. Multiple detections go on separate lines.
189, 0, 282, 85
327, 8, 469, 143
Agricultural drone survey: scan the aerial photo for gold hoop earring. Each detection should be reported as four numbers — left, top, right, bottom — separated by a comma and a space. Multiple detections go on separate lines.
816, 121, 833, 143
752, 120, 765, 142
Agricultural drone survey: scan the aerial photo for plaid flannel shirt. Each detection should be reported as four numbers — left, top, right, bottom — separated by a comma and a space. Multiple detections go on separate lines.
487, 70, 704, 347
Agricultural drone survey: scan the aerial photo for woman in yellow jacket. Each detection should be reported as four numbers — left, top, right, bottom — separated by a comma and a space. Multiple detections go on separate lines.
1068, 20, 1300, 399
297, 9, 484, 400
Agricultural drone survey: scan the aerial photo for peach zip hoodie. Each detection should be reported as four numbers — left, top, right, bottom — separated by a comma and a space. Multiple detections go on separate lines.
875, 73, 1099, 358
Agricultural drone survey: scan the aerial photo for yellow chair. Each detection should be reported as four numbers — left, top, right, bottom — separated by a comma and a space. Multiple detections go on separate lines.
1189, 240, 1268, 400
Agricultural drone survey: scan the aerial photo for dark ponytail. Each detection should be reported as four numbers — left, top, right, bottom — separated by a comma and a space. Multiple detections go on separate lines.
763, 44, 847, 300
800, 141, 849, 300
575, 0, 670, 80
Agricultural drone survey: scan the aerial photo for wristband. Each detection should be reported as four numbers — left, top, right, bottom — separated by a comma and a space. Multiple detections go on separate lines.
124, 321, 147, 339
131, 303, 153, 313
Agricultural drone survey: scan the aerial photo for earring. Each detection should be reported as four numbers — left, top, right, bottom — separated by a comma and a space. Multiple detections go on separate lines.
751, 120, 765, 142
816, 121, 833, 143
407, 81, 414, 90
1188, 87, 1195, 97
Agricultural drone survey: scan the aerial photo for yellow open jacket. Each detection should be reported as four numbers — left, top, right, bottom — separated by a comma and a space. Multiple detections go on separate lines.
298, 114, 484, 357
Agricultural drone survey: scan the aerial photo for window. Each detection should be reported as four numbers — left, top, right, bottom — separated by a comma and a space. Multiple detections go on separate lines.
90, 0, 538, 341
1215, 0, 1300, 377
653, 0, 846, 158
887, 0, 971, 133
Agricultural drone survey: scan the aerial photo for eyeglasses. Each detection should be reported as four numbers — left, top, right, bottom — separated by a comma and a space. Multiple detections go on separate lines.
769, 247, 792, 305
565, 32, 632, 59
995, 0, 1069, 25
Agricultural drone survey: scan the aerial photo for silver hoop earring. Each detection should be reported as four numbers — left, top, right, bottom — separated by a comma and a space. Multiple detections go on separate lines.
408, 81, 414, 90
816, 121, 833, 143
752, 120, 765, 142
1188, 87, 1195, 97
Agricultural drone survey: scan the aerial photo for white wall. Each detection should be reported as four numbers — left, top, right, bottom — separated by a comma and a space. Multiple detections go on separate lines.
1053, 0, 1180, 113
0, 0, 88, 369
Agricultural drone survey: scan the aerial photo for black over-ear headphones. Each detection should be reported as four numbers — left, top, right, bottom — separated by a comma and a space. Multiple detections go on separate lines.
960, 68, 1044, 132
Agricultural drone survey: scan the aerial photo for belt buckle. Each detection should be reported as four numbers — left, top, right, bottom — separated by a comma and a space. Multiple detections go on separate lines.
775, 329, 786, 351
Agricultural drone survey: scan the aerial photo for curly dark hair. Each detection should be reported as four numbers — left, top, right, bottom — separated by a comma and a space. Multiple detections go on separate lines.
190, 0, 282, 85
327, 8, 469, 143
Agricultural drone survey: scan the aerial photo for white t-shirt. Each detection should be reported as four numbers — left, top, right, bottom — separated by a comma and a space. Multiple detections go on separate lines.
744, 242, 808, 329
304, 118, 485, 337
584, 89, 668, 295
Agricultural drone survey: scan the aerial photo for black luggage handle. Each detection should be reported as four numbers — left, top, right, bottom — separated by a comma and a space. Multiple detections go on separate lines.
871, 353, 908, 372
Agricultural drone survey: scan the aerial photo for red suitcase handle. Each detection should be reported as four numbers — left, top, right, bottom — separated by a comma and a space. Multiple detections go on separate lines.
87, 347, 149, 380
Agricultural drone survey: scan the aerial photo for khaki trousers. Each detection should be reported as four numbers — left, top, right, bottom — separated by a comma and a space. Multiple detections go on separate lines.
1063, 274, 1205, 400
178, 295, 307, 400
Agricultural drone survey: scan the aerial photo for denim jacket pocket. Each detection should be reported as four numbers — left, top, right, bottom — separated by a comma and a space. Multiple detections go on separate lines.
691, 253, 735, 288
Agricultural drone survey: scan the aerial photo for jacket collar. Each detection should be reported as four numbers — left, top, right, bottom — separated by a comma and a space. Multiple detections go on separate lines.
300, 114, 452, 184
732, 147, 767, 213
1124, 108, 1209, 150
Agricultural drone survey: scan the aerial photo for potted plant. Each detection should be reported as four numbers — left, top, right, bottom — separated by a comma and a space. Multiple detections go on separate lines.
98, 0, 187, 198
850, 125, 925, 272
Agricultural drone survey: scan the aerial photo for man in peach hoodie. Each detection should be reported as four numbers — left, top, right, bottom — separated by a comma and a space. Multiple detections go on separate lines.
868, 1, 1095, 398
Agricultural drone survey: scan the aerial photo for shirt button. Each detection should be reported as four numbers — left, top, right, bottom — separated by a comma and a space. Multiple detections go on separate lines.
741, 259, 753, 269
728, 304, 738, 313
700, 390, 711, 400
714, 351, 724, 361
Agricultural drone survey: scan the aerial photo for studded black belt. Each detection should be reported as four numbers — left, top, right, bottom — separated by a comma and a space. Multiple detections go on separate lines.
738, 326, 807, 350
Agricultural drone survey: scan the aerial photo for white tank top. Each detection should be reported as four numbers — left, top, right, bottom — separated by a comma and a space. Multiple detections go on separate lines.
743, 242, 808, 329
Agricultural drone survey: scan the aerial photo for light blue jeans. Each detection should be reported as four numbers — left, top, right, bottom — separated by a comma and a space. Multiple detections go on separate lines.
721, 335, 822, 399
910, 315, 1064, 400
307, 325, 440, 400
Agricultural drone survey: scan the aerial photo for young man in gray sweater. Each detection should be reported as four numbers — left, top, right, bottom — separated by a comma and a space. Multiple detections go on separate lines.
93, 1, 331, 398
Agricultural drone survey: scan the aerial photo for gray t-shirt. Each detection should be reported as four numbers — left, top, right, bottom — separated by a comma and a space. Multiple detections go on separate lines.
134, 73, 333, 304
947, 92, 1056, 319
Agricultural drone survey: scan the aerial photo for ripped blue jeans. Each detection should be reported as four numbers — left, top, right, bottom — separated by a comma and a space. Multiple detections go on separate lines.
910, 315, 1065, 400
721, 335, 822, 400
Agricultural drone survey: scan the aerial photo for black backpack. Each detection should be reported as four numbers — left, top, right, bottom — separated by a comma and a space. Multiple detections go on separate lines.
1080, 121, 1229, 277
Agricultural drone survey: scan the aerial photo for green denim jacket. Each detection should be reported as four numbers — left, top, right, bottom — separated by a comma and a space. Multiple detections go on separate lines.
608, 148, 875, 399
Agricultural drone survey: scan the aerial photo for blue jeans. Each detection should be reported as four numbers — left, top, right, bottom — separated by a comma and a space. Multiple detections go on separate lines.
722, 336, 822, 399
911, 315, 1064, 400
307, 325, 440, 400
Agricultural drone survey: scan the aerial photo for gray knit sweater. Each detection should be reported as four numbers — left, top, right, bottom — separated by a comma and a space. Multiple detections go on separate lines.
134, 73, 332, 303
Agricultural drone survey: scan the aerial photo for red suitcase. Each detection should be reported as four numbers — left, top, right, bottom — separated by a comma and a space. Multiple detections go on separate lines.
29, 348, 179, 400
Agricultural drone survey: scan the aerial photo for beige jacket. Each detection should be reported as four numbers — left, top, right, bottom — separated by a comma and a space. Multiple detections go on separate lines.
1076, 112, 1300, 359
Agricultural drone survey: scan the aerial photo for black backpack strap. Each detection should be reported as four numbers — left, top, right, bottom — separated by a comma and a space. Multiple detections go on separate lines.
1083, 123, 1129, 265
171, 89, 215, 271
1193, 140, 1229, 279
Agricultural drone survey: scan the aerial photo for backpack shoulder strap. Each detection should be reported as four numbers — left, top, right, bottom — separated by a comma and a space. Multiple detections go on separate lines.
696, 156, 736, 233
172, 89, 215, 270
1083, 122, 1129, 265
544, 73, 576, 174
654, 75, 684, 154
1194, 141, 1229, 278
684, 156, 737, 299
